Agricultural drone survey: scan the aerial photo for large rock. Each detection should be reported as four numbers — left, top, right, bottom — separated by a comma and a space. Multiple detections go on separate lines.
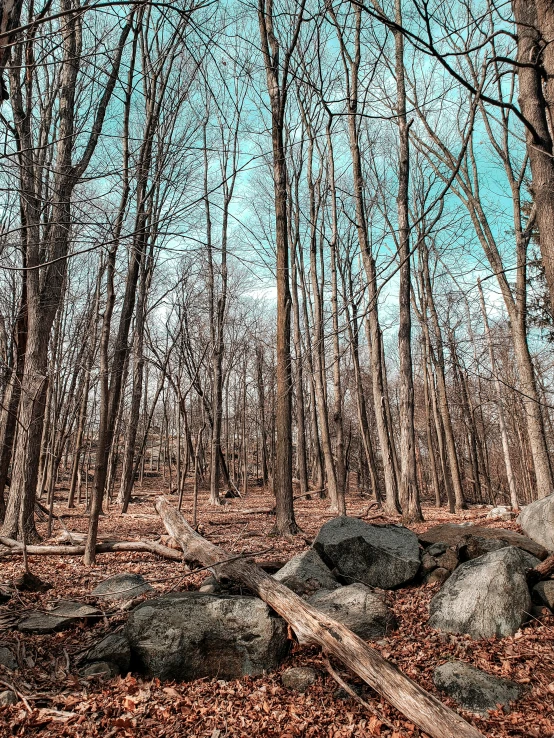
486, 506, 515, 521
273, 549, 339, 596
519, 494, 554, 551
81, 661, 119, 679
419, 523, 547, 560
308, 584, 396, 639
18, 601, 102, 634
433, 661, 521, 716
314, 517, 420, 589
0, 647, 17, 671
429, 547, 539, 639
0, 690, 17, 706
84, 634, 131, 673
533, 580, 554, 610
457, 535, 510, 562
92, 573, 153, 601
281, 667, 316, 692
126, 592, 289, 681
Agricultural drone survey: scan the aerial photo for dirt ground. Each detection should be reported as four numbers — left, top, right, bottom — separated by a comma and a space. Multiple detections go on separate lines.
0, 481, 553, 738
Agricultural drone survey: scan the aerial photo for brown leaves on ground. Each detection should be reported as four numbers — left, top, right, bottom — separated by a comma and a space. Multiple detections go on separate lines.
0, 483, 553, 737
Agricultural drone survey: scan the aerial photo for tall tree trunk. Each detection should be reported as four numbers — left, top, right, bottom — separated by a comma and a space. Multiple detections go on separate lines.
393, 0, 421, 522
513, 0, 554, 318
0, 279, 27, 519
327, 120, 347, 504
477, 282, 518, 509
337, 5, 399, 513
257, 0, 306, 534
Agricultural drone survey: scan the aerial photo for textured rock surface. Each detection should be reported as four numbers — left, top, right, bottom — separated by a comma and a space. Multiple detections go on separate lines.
0, 690, 17, 706
81, 661, 119, 678
308, 583, 396, 639
435, 548, 459, 573
486, 506, 515, 521
429, 547, 538, 638
419, 523, 547, 560
85, 634, 131, 672
18, 601, 102, 634
457, 535, 509, 562
421, 553, 438, 573
434, 661, 521, 715
126, 592, 289, 681
425, 567, 451, 586
281, 667, 316, 692
314, 517, 420, 589
0, 646, 17, 671
92, 573, 153, 601
519, 494, 554, 551
533, 580, 554, 610
426, 543, 447, 557
273, 549, 339, 596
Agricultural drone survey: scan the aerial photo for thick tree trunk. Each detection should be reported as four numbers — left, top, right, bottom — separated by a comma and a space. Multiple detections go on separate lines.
341, 7, 399, 514
156, 497, 484, 738
394, 2, 421, 522
514, 0, 554, 319
257, 0, 305, 534
0, 283, 27, 519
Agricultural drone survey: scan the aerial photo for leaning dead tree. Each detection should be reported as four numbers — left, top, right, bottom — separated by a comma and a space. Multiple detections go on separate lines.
156, 496, 483, 738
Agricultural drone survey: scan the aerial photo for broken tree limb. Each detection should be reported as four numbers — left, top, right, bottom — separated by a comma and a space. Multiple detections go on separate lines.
527, 552, 554, 586
0, 536, 183, 561
155, 496, 484, 738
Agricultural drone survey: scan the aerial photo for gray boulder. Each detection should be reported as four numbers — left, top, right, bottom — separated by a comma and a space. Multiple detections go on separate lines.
281, 667, 316, 692
0, 690, 17, 706
435, 547, 459, 573
519, 494, 554, 551
434, 661, 521, 716
419, 523, 547, 560
273, 549, 339, 596
18, 601, 102, 634
533, 580, 554, 610
92, 573, 153, 601
425, 567, 451, 586
421, 553, 438, 574
429, 547, 539, 639
314, 517, 420, 589
81, 661, 119, 679
126, 592, 289, 681
426, 543, 447, 557
486, 506, 515, 521
457, 535, 509, 562
308, 583, 396, 639
85, 633, 130, 672
0, 647, 17, 671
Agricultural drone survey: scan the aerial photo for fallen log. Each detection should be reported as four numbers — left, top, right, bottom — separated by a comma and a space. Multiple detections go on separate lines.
0, 536, 183, 561
155, 496, 484, 738
527, 552, 554, 586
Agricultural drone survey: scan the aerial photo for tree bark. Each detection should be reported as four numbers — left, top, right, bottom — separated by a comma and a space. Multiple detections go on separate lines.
393, 0, 421, 522
257, 0, 306, 534
514, 0, 554, 318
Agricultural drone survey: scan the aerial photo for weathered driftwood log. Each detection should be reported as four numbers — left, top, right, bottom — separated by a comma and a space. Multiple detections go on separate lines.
155, 496, 484, 738
0, 536, 183, 561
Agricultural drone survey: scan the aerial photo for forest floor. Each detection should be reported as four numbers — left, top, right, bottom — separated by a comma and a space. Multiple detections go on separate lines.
0, 480, 553, 738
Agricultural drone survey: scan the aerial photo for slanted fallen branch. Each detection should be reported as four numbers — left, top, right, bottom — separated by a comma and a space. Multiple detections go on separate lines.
527, 552, 554, 586
155, 496, 484, 738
